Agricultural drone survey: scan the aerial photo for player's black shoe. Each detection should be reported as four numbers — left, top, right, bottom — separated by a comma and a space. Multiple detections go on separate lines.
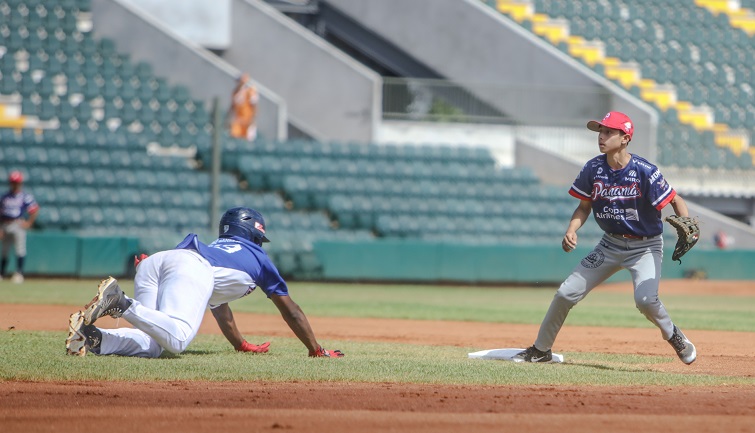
668, 325, 696, 365
513, 345, 553, 363
83, 277, 132, 325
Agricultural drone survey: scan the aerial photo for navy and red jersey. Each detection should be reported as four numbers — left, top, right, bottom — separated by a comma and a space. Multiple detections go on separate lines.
1, 190, 39, 221
569, 154, 675, 237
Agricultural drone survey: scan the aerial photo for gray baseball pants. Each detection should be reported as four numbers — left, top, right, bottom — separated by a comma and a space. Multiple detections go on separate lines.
1, 220, 27, 257
534, 234, 675, 352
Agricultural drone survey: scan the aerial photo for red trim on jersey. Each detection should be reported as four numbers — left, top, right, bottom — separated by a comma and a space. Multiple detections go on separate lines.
569, 189, 591, 201
656, 189, 676, 210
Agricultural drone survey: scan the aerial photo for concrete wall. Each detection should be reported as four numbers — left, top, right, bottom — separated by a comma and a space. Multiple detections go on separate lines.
91, 0, 287, 141
516, 138, 581, 186
120, 0, 232, 50
220, 0, 382, 143
323, 0, 658, 159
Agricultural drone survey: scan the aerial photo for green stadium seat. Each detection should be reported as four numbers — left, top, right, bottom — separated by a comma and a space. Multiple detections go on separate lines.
27, 166, 53, 186
37, 99, 58, 121
21, 97, 41, 118
35, 206, 61, 228
59, 206, 83, 228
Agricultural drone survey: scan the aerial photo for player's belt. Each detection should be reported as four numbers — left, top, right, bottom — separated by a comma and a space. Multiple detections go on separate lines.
608, 233, 660, 241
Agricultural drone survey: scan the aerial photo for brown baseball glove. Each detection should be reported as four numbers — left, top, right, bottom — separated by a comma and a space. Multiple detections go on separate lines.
665, 215, 700, 264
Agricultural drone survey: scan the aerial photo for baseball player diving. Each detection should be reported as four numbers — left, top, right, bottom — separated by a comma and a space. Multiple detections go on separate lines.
514, 111, 696, 365
66, 207, 344, 358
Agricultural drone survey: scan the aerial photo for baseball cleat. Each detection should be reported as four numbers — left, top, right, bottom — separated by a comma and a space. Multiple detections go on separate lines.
668, 325, 696, 365
65, 311, 102, 356
82, 277, 130, 325
513, 345, 553, 363
66, 311, 87, 356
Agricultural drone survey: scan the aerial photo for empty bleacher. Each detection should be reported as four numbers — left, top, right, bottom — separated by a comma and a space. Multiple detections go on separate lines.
2, 0, 693, 281
489, 0, 755, 172
0, 0, 374, 277
205, 136, 614, 247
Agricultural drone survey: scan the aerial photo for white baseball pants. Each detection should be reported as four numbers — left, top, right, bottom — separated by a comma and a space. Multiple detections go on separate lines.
99, 249, 214, 358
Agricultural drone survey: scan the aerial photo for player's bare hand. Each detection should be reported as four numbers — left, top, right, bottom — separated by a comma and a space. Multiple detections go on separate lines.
562, 233, 577, 252
309, 345, 344, 358
237, 340, 270, 353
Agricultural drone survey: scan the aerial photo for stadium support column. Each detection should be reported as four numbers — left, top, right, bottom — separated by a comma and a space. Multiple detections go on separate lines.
210, 97, 222, 232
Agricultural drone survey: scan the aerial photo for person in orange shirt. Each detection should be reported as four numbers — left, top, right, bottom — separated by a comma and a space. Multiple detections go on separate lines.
228, 73, 259, 141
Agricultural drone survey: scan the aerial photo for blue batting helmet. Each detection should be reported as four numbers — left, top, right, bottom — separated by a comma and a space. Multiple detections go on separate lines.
219, 207, 270, 246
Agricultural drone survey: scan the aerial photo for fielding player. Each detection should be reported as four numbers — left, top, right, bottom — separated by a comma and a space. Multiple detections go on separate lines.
1, 171, 39, 284
514, 112, 696, 365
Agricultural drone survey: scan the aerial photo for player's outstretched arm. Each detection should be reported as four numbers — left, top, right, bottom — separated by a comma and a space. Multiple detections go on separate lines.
270, 294, 343, 357
211, 303, 269, 353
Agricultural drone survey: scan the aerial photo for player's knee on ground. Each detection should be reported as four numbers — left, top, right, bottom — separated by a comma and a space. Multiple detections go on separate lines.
157, 336, 194, 355
143, 342, 164, 358
159, 327, 196, 355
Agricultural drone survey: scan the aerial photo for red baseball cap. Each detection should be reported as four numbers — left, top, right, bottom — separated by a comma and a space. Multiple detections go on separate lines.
587, 111, 634, 139
8, 171, 23, 183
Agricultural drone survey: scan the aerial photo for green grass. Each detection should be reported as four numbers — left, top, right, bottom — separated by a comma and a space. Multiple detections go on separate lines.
1, 332, 751, 386
1, 278, 753, 386
1, 279, 753, 331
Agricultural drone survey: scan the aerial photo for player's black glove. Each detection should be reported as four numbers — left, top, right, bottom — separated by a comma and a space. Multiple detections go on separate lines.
665, 215, 700, 264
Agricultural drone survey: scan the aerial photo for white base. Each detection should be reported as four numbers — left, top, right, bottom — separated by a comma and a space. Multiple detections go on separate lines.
468, 348, 564, 363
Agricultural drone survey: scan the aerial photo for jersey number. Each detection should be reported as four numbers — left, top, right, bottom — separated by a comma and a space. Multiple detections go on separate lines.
211, 244, 242, 253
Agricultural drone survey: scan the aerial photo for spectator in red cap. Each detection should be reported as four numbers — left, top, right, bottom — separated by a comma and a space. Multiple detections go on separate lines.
1, 171, 40, 283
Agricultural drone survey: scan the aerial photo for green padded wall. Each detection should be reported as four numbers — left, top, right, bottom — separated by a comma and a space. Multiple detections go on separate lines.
314, 239, 755, 284
7, 232, 139, 278
25, 232, 80, 274
78, 236, 140, 277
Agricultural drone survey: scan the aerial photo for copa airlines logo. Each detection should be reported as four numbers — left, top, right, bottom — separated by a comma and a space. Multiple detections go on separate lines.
592, 181, 642, 201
